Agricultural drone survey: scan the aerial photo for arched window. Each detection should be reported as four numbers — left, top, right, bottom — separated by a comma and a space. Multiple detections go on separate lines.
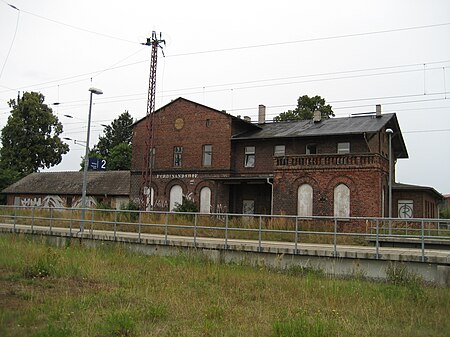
169, 185, 183, 211
200, 187, 211, 214
297, 184, 313, 217
334, 184, 350, 218
144, 186, 154, 211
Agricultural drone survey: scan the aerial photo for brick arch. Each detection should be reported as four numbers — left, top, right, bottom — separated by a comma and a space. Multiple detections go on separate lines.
293, 175, 320, 192
164, 179, 188, 197
325, 175, 358, 198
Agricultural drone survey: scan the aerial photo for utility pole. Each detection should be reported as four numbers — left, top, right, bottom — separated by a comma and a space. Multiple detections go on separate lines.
141, 31, 165, 210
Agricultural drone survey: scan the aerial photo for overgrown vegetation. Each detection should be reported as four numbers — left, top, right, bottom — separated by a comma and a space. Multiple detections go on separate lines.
0, 234, 449, 337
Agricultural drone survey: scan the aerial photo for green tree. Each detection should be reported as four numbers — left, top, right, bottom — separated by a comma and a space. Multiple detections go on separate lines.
81, 111, 133, 170
1, 92, 69, 175
274, 95, 334, 122
107, 142, 132, 170
94, 111, 133, 158
0, 168, 22, 204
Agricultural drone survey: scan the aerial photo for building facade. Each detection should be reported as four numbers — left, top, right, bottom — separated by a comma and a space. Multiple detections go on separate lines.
130, 97, 442, 218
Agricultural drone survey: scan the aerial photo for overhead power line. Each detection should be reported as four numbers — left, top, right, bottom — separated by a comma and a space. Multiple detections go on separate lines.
1, 1, 139, 45
0, 3, 20, 80
166, 22, 450, 57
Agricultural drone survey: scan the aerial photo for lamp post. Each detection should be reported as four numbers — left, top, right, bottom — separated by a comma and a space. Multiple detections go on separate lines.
80, 87, 103, 232
386, 128, 394, 234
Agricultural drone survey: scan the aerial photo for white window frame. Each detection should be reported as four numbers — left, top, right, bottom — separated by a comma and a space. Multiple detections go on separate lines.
244, 146, 255, 167
274, 145, 285, 157
337, 142, 350, 154
203, 144, 212, 167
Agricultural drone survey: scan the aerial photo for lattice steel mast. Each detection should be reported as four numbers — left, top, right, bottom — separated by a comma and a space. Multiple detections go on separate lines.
141, 31, 165, 209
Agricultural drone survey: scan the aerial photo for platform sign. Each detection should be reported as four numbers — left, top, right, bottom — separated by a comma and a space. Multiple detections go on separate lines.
88, 158, 106, 171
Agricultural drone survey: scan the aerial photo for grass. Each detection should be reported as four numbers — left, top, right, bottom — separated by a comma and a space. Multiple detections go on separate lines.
0, 234, 449, 337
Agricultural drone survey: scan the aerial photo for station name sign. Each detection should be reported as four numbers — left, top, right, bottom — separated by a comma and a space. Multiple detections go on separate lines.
156, 173, 198, 179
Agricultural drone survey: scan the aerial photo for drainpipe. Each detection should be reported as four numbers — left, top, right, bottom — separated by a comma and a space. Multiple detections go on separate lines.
267, 177, 273, 215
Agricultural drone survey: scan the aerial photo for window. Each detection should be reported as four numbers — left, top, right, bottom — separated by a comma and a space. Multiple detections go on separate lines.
298, 184, 313, 217
200, 187, 212, 213
398, 200, 413, 218
306, 144, 317, 154
334, 184, 350, 218
206, 119, 211, 127
244, 146, 255, 167
274, 145, 285, 157
149, 147, 156, 168
169, 185, 183, 211
173, 146, 183, 167
337, 142, 350, 154
203, 144, 212, 166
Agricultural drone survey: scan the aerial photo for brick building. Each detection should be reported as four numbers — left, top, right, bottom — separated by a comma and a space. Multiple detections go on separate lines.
130, 97, 442, 218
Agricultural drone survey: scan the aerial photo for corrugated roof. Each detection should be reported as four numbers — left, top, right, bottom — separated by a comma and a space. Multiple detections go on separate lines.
233, 113, 396, 139
2, 171, 130, 196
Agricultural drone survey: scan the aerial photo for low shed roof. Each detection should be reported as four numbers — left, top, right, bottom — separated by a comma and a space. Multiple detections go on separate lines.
2, 171, 130, 196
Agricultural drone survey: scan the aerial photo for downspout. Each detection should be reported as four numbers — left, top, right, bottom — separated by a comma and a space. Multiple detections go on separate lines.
267, 177, 273, 215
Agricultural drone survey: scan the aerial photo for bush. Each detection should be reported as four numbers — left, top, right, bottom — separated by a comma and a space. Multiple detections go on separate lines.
173, 197, 198, 213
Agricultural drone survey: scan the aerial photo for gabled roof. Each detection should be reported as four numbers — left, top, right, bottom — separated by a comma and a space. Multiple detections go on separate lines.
232, 113, 408, 158
133, 97, 259, 130
2, 171, 130, 196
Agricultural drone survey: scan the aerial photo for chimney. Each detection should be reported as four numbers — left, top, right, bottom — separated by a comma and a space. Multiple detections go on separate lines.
258, 104, 266, 124
243, 116, 251, 122
376, 104, 382, 118
313, 110, 321, 123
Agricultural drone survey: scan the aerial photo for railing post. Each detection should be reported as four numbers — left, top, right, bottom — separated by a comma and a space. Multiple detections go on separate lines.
194, 213, 197, 247
13, 206, 16, 233
165, 212, 168, 244
114, 210, 117, 241
90, 209, 95, 238
375, 219, 380, 259
69, 208, 73, 237
31, 207, 35, 233
225, 214, 229, 250
333, 217, 338, 257
138, 211, 142, 243
294, 217, 299, 254
421, 220, 425, 262
50, 208, 53, 234
258, 215, 262, 252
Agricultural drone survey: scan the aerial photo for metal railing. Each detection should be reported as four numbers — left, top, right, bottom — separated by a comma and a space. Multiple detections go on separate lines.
0, 205, 449, 262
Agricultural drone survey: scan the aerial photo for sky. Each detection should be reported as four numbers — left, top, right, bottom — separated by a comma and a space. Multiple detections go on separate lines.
0, 0, 449, 194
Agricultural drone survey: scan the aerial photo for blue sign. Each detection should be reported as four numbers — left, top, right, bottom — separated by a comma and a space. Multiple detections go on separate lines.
88, 158, 106, 171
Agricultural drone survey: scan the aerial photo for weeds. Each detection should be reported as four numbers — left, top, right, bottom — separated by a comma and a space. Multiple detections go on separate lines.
1, 234, 449, 337
273, 312, 335, 337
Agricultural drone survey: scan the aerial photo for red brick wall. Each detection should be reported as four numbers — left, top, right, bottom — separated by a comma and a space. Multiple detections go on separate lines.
273, 165, 388, 217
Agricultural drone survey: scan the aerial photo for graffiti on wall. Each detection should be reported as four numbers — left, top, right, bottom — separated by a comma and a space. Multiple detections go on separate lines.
18, 195, 98, 209
20, 195, 65, 208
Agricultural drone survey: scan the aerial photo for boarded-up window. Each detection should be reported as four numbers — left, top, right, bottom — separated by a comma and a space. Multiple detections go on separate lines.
169, 185, 183, 211
334, 184, 350, 218
200, 187, 211, 214
274, 145, 285, 157
297, 184, 313, 217
243, 200, 255, 214
398, 200, 413, 218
